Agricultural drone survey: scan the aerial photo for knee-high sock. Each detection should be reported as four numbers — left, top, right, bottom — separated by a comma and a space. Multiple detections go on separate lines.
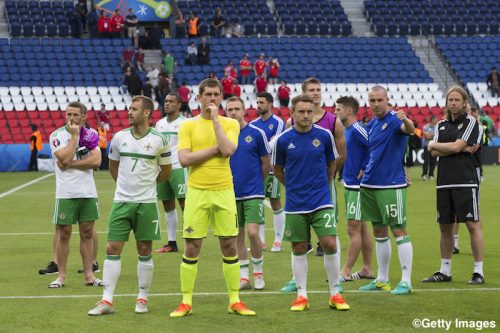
251, 256, 264, 275
335, 237, 341, 279
323, 251, 339, 296
396, 236, 413, 284
102, 255, 121, 304
292, 253, 308, 298
137, 255, 154, 300
375, 237, 391, 282
273, 209, 285, 243
180, 256, 198, 306
239, 259, 249, 280
165, 210, 178, 242
223, 255, 240, 304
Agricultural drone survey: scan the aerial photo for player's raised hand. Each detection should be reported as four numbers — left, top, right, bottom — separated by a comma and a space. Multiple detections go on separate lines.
67, 120, 80, 137
396, 109, 408, 121
206, 103, 219, 121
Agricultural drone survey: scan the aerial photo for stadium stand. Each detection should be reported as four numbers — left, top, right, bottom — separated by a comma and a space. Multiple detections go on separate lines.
5, 0, 74, 37
274, 0, 351, 36
434, 36, 500, 109
364, 0, 500, 36
177, 0, 276, 37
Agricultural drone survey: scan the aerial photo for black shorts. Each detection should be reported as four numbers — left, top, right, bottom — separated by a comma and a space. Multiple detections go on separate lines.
436, 188, 479, 224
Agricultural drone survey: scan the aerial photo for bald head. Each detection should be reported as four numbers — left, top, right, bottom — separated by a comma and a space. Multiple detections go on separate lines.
369, 85, 388, 97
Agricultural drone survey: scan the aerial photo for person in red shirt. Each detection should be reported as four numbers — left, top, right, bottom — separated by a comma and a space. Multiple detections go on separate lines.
221, 71, 235, 100
111, 9, 124, 38
135, 48, 145, 72
121, 46, 135, 69
223, 61, 238, 80
232, 82, 241, 97
277, 80, 291, 107
254, 73, 267, 93
177, 81, 191, 116
254, 53, 267, 78
239, 53, 252, 85
268, 57, 280, 84
97, 11, 111, 38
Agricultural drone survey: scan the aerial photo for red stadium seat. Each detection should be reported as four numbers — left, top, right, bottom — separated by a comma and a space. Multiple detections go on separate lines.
280, 107, 290, 117
0, 119, 7, 128
246, 108, 257, 119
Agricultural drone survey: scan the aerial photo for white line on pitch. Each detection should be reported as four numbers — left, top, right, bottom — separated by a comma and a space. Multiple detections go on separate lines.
1, 288, 499, 300
0, 173, 54, 199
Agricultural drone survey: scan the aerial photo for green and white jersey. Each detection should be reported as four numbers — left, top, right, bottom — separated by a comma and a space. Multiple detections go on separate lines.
155, 115, 186, 169
109, 127, 171, 203
50, 126, 98, 199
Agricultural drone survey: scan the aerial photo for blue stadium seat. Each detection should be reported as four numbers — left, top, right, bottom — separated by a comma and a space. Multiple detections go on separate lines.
35, 24, 45, 37
22, 23, 34, 37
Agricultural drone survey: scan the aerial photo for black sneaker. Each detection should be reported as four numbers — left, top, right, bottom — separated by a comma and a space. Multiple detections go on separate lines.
453, 247, 460, 254
39, 261, 58, 275
316, 242, 324, 257
468, 272, 484, 285
422, 271, 452, 282
78, 262, 100, 274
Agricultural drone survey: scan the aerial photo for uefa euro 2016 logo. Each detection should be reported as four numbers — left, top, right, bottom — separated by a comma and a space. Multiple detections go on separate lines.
97, 0, 172, 21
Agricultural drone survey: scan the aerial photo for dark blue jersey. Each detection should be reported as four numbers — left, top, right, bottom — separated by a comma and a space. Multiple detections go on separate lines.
361, 111, 408, 189
274, 125, 338, 213
343, 122, 369, 189
230, 124, 270, 199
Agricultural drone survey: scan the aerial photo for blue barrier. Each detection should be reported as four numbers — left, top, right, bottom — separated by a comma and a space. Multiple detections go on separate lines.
0, 144, 52, 172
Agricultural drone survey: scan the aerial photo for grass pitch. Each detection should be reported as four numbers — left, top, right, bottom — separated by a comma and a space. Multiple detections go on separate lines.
0, 167, 499, 332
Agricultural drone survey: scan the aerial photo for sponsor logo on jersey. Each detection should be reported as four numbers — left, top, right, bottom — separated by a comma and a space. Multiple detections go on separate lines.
121, 142, 128, 146
245, 135, 253, 143
59, 213, 66, 220
458, 124, 463, 130
466, 212, 473, 218
312, 139, 320, 147
381, 123, 388, 130
185, 226, 194, 234
285, 229, 292, 237
52, 139, 60, 147
287, 142, 296, 149
439, 126, 445, 130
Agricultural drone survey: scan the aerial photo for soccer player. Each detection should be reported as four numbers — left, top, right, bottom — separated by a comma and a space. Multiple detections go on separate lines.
334, 96, 374, 281
170, 79, 256, 317
422, 86, 484, 285
226, 96, 271, 290
359, 86, 415, 295
88, 96, 172, 315
155, 93, 188, 253
48, 101, 102, 288
250, 92, 285, 252
281, 77, 346, 293
274, 94, 349, 311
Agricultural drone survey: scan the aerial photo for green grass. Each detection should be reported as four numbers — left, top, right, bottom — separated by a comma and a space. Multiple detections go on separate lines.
0, 167, 499, 332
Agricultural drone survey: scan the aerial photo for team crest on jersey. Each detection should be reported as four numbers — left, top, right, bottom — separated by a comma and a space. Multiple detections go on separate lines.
144, 143, 153, 151
458, 124, 463, 130
381, 123, 388, 130
185, 226, 194, 234
269, 124, 274, 130
59, 213, 65, 220
245, 135, 253, 143
312, 139, 321, 147
52, 139, 60, 147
